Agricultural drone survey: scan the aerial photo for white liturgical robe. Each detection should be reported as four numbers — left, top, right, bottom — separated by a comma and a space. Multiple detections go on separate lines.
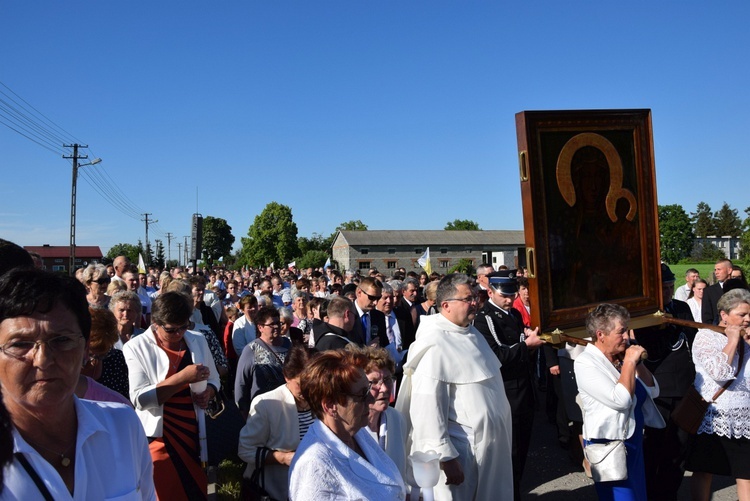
396, 313, 514, 500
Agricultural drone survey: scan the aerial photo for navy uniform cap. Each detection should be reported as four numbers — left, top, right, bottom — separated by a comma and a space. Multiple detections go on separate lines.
661, 263, 676, 284
487, 270, 519, 296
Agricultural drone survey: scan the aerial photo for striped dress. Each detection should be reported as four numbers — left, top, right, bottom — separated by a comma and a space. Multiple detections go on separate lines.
149, 345, 207, 500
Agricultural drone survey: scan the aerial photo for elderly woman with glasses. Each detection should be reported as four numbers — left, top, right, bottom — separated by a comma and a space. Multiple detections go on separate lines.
349, 345, 407, 478
124, 291, 220, 500
289, 350, 406, 500
0, 268, 154, 499
235, 306, 292, 419
81, 263, 111, 310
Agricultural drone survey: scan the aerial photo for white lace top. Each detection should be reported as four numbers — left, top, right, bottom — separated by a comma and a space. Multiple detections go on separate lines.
692, 328, 750, 438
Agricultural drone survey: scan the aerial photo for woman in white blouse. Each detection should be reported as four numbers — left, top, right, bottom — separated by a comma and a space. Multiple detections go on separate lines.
238, 344, 317, 501
353, 345, 407, 478
686, 288, 750, 501
575, 303, 664, 500
687, 278, 708, 322
289, 350, 406, 500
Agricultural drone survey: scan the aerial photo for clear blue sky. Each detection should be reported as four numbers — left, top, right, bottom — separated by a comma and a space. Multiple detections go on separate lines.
2, 1, 748, 259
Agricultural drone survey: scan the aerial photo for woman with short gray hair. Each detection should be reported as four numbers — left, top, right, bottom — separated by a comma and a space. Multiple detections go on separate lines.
83, 263, 111, 309
109, 290, 144, 349
686, 288, 750, 500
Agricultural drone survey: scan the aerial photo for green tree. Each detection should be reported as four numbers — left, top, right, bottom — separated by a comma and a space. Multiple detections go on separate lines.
144, 241, 154, 266
448, 258, 476, 275
445, 219, 481, 231
336, 220, 368, 232
106, 243, 139, 264
691, 202, 714, 237
691, 242, 726, 262
202, 216, 235, 267
297, 250, 329, 270
154, 239, 165, 269
298, 233, 331, 254
713, 202, 742, 237
740, 207, 750, 262
239, 202, 299, 268
658, 204, 695, 264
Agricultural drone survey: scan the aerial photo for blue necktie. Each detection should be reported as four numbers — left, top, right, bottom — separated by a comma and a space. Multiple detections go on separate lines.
362, 313, 369, 342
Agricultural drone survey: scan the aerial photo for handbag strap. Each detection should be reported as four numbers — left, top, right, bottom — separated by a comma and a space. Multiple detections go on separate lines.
255, 338, 284, 366
711, 339, 744, 402
14, 453, 55, 501
253, 446, 269, 489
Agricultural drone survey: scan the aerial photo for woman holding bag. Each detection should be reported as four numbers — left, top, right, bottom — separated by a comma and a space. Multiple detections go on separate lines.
575, 303, 665, 500
686, 288, 750, 501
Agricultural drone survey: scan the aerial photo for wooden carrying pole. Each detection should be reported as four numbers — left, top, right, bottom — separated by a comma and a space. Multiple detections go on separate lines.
661, 315, 749, 338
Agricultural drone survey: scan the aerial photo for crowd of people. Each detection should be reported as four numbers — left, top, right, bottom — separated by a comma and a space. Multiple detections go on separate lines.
1, 234, 750, 501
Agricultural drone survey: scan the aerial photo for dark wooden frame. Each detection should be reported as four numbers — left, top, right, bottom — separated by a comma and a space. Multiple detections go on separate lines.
515, 109, 662, 336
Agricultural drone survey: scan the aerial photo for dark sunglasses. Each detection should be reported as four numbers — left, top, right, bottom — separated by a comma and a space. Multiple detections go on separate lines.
358, 287, 382, 302
160, 323, 189, 335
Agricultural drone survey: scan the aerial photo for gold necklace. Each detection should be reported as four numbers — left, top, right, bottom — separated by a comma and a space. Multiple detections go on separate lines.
24, 436, 75, 467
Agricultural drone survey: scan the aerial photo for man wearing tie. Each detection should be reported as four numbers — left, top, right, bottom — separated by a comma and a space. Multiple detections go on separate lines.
376, 282, 407, 367
352, 277, 388, 347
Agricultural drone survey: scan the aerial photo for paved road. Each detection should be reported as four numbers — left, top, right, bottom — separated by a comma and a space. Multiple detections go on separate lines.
520, 389, 738, 500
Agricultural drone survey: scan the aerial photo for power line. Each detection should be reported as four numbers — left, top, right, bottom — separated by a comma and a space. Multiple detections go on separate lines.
0, 97, 70, 147
0, 80, 82, 144
0, 81, 178, 244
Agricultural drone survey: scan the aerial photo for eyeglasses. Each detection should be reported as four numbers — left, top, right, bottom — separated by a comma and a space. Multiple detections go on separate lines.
261, 321, 281, 328
160, 324, 189, 335
0, 335, 84, 360
368, 376, 394, 391
95, 277, 111, 285
444, 296, 479, 305
358, 287, 382, 302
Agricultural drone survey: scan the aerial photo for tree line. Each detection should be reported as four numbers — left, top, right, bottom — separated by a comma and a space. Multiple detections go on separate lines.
106, 202, 483, 270
659, 201, 750, 264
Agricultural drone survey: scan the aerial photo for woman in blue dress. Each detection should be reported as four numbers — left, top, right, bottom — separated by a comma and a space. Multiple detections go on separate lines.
575, 304, 666, 501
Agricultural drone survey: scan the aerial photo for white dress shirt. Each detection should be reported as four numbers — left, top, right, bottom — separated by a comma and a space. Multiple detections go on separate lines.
231, 315, 257, 355
2, 398, 155, 500
384, 312, 405, 364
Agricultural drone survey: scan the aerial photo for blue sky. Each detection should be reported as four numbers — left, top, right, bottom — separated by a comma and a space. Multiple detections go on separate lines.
1, 1, 748, 258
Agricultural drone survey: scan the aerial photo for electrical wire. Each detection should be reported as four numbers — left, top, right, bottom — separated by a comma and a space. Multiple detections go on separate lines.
1, 80, 177, 243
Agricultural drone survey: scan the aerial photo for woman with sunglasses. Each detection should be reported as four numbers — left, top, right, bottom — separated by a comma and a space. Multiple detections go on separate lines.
124, 291, 220, 500
82, 263, 111, 310
235, 306, 292, 419
289, 350, 406, 500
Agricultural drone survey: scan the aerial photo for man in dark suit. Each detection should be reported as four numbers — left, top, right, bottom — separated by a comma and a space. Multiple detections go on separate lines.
314, 296, 358, 351
394, 277, 419, 349
351, 277, 389, 347
635, 263, 698, 500
376, 282, 408, 365
473, 270, 543, 501
702, 259, 733, 325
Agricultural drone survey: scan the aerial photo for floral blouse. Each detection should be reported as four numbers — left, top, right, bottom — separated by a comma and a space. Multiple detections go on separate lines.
692, 328, 750, 438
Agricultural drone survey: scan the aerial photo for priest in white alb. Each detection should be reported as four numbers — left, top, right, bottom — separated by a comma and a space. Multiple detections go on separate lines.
396, 273, 514, 500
